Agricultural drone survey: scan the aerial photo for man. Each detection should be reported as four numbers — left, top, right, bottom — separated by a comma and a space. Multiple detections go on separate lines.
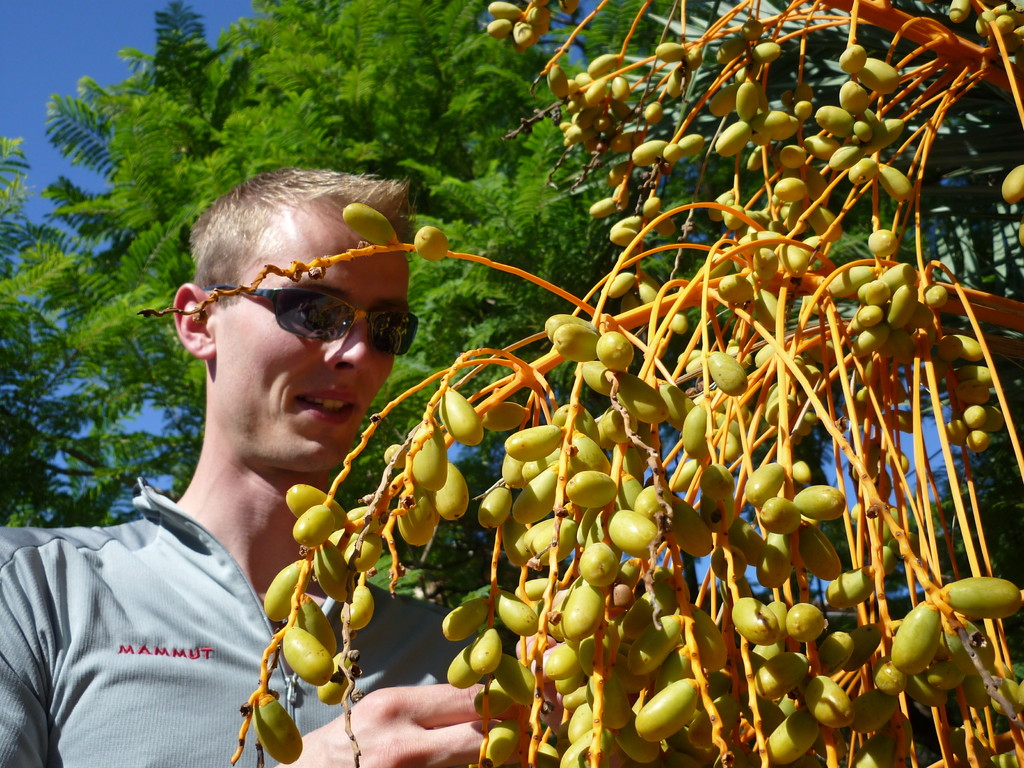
0, 169, 484, 767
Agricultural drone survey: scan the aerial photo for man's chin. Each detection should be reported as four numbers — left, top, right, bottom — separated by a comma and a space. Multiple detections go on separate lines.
256, 443, 351, 482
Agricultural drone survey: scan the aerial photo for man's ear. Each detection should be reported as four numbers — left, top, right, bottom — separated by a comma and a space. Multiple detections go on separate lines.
174, 283, 216, 361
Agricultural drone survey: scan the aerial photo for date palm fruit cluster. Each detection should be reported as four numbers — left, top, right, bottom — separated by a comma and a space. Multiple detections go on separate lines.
230, 1, 1024, 766
485, 0, 578, 52
239, 193, 1024, 768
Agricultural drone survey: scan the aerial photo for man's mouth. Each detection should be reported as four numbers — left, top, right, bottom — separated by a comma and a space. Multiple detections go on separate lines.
299, 396, 351, 413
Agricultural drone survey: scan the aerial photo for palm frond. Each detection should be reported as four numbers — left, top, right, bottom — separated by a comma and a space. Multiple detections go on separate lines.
45, 94, 113, 175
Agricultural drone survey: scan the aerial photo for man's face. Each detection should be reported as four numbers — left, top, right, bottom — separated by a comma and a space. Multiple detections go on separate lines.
203, 205, 410, 480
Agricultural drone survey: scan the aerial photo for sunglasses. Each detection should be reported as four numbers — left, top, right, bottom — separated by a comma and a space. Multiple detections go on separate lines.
205, 285, 418, 355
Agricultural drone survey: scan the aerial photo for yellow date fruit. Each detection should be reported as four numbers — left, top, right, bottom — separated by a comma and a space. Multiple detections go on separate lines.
397, 489, 439, 547
850, 689, 899, 733
754, 651, 809, 700
341, 530, 381, 572
798, 524, 842, 580
469, 627, 503, 675
494, 654, 535, 707
760, 497, 802, 534
579, 541, 620, 587
484, 720, 520, 766
482, 402, 528, 432
317, 657, 352, 705
552, 321, 600, 362
292, 503, 336, 548
348, 584, 374, 631
486, 18, 513, 38
413, 225, 448, 261
732, 596, 783, 645
488, 1, 521, 20
566, 470, 617, 509
478, 486, 512, 528
586, 670, 631, 729
439, 389, 483, 446
286, 484, 343, 519
766, 710, 819, 765
785, 603, 825, 642
1001, 163, 1024, 204
313, 543, 351, 602
691, 605, 728, 671
596, 330, 634, 371
943, 620, 996, 673
632, 139, 668, 166
793, 485, 846, 521
816, 105, 855, 137
443, 597, 489, 642
840, 44, 867, 73
609, 508, 659, 557
826, 566, 875, 609
628, 615, 683, 676
616, 719, 661, 764
253, 694, 303, 764
616, 372, 670, 424
843, 624, 883, 672
561, 582, 605, 642
496, 590, 540, 636
434, 463, 469, 522
283, 626, 334, 686
804, 675, 855, 728
873, 656, 907, 695
447, 645, 480, 688
409, 426, 448, 491
757, 532, 793, 588
342, 202, 396, 245
296, 595, 337, 655
264, 561, 302, 622
505, 424, 563, 462
544, 643, 582, 681
700, 463, 734, 501
715, 121, 752, 157
859, 57, 900, 94
511, 466, 557, 525
891, 602, 941, 674
745, 463, 786, 507
635, 679, 699, 742
681, 405, 710, 459
818, 631, 854, 673
942, 576, 1022, 619
851, 733, 898, 768
879, 164, 913, 201
707, 351, 748, 396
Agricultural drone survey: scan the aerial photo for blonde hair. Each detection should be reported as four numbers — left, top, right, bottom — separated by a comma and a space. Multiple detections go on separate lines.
190, 168, 410, 286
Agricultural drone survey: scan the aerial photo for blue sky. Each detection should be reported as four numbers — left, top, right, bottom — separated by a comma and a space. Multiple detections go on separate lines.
1, 1, 255, 220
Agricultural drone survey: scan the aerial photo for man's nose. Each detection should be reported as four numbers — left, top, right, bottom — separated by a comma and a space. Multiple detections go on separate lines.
322, 318, 372, 366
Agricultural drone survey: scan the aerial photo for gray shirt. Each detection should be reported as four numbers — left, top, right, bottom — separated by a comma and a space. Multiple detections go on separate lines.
0, 480, 456, 767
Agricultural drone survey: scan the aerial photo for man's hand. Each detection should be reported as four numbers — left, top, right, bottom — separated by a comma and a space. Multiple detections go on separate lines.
293, 684, 484, 768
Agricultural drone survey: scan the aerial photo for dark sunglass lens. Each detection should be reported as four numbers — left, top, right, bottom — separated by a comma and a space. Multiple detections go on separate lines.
371, 313, 418, 355
275, 291, 353, 340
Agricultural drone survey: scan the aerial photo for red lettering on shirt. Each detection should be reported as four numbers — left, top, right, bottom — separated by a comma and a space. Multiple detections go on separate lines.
117, 644, 215, 660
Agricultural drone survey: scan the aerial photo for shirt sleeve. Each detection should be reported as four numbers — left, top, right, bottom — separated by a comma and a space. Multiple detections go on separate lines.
0, 547, 54, 768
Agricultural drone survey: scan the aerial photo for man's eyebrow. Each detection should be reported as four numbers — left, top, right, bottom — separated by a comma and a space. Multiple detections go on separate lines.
298, 284, 411, 311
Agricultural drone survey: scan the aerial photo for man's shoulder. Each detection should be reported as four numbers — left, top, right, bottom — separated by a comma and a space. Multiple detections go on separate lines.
0, 519, 153, 567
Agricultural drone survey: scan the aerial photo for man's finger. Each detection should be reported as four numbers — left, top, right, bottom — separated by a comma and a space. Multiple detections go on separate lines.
411, 721, 486, 768
359, 683, 482, 730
